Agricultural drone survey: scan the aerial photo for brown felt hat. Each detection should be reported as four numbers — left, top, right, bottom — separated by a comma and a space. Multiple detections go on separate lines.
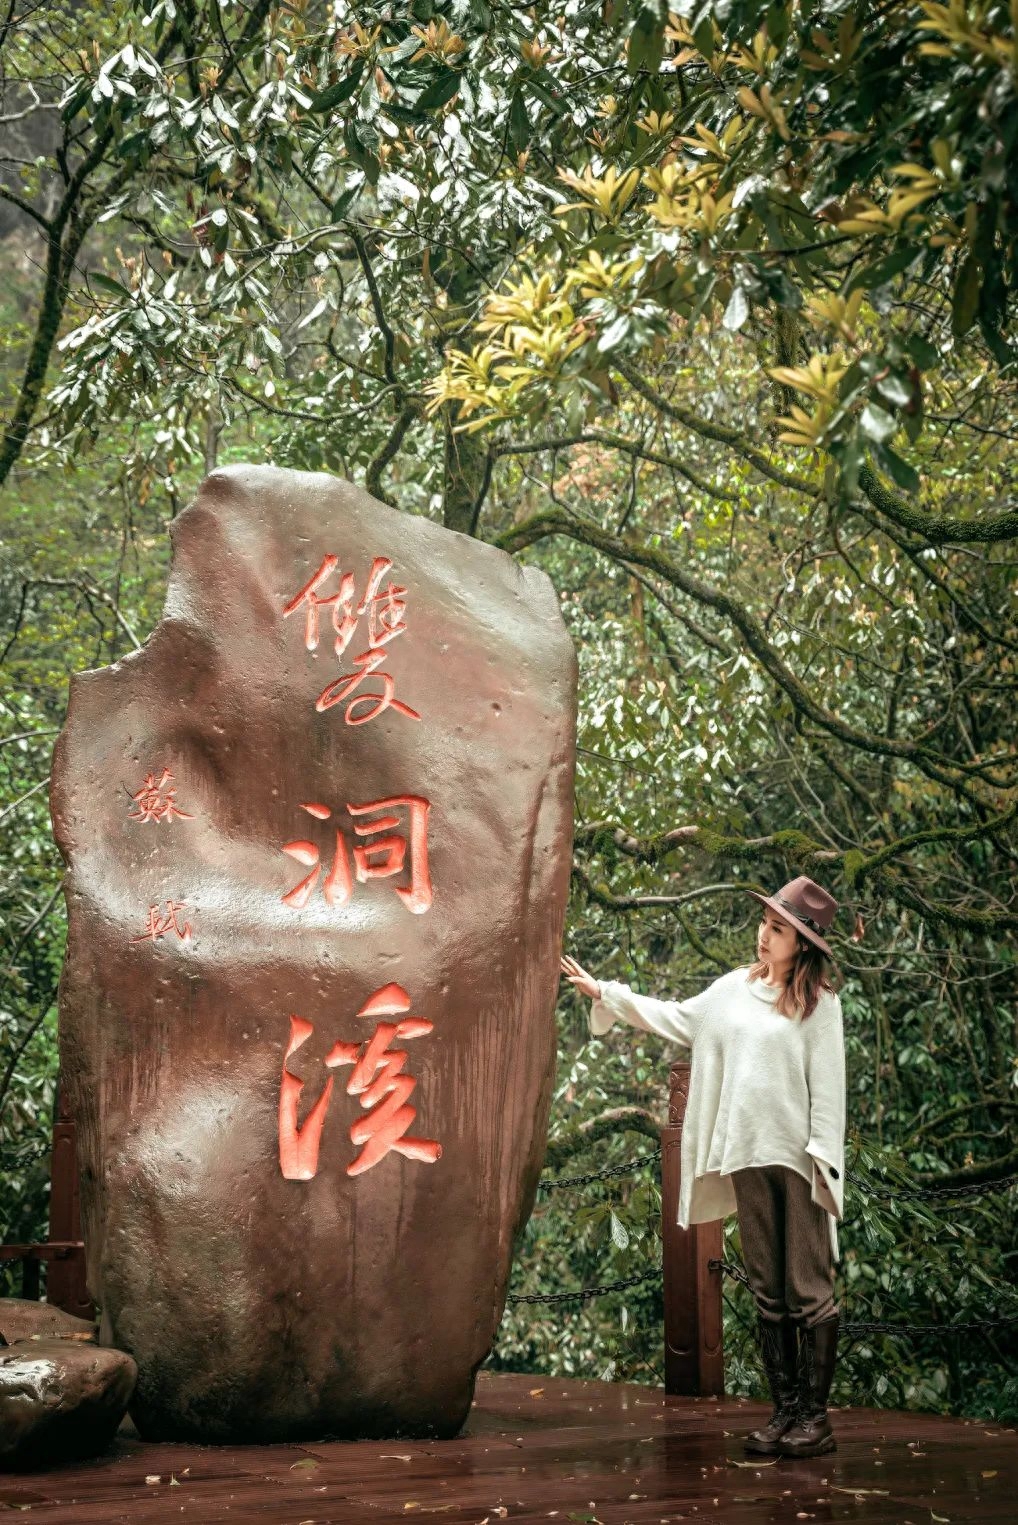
746, 875, 838, 959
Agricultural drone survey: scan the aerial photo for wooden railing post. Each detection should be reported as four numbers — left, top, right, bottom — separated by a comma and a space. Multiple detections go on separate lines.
43, 1081, 92, 1320
661, 1059, 724, 1396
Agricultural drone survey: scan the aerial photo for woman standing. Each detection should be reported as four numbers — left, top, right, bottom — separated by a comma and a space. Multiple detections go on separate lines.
560, 876, 846, 1459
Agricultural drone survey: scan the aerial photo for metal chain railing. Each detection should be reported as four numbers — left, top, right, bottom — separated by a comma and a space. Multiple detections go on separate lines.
506, 1266, 661, 1306
0, 1141, 50, 1170
708, 1258, 1018, 1335
507, 1254, 1018, 1335
538, 1150, 661, 1192
846, 1167, 1018, 1202
537, 1153, 1018, 1203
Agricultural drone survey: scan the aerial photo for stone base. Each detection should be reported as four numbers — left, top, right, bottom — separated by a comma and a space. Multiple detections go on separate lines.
0, 1339, 137, 1472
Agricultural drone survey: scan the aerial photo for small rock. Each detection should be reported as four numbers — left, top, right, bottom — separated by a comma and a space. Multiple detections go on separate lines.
0, 1339, 137, 1471
0, 1299, 96, 1348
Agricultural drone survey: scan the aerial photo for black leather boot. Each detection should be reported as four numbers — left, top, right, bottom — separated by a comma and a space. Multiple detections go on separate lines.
777, 1311, 839, 1457
743, 1314, 799, 1455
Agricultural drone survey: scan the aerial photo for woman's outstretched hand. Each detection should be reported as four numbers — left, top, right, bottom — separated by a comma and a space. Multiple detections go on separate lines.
560, 954, 601, 1001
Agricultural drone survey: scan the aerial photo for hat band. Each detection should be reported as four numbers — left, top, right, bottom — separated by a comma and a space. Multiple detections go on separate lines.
774, 894, 825, 935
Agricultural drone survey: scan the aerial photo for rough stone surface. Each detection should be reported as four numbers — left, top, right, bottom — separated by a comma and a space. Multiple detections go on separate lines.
50, 466, 576, 1444
0, 1300, 96, 1348
0, 1340, 136, 1471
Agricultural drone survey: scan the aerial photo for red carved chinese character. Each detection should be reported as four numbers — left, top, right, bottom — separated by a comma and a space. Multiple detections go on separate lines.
133, 900, 192, 943
278, 984, 441, 1181
128, 769, 193, 824
314, 649, 421, 724
281, 796, 431, 914
282, 554, 420, 724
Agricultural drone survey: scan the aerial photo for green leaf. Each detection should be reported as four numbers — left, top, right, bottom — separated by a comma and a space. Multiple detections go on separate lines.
759, 267, 802, 310
61, 83, 91, 123
872, 441, 919, 493
116, 130, 150, 164
508, 89, 531, 153
860, 402, 897, 444
309, 63, 364, 114
723, 285, 749, 331
528, 77, 567, 118
951, 255, 981, 338
630, 6, 667, 75
609, 1211, 630, 1251
849, 245, 920, 294
331, 184, 361, 221
875, 373, 912, 408
383, 102, 424, 126
905, 333, 939, 370
766, 1, 792, 48
597, 314, 630, 351
91, 273, 133, 299
415, 70, 464, 112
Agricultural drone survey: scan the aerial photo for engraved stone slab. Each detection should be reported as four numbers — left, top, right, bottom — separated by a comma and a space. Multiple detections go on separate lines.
50, 466, 576, 1443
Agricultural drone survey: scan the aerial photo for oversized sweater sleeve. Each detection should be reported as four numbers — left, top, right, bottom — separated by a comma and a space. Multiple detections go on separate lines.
803, 992, 847, 1221
588, 972, 727, 1047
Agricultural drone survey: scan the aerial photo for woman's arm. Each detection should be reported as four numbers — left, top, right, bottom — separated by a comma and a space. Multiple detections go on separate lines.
561, 955, 724, 1047
589, 981, 707, 1046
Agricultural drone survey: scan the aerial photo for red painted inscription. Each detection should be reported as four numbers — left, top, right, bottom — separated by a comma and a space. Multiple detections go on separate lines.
278, 983, 441, 1180
133, 900, 193, 944
281, 795, 432, 914
283, 555, 420, 724
128, 769, 193, 824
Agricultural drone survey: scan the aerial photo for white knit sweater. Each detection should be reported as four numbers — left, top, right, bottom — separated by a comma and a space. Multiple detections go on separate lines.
590, 966, 846, 1262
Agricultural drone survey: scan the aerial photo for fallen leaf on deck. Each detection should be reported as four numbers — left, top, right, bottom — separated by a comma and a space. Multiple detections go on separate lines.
290, 1459, 319, 1471
381, 1455, 413, 1462
981, 1470, 997, 1478
529, 1388, 545, 1398
729, 1458, 777, 1468
831, 1487, 889, 1497
145, 1475, 161, 1485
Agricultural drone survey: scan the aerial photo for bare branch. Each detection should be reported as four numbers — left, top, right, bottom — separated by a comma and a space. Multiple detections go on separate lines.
616, 358, 819, 498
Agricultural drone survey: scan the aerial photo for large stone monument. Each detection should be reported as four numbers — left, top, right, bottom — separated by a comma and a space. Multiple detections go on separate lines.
50, 466, 576, 1443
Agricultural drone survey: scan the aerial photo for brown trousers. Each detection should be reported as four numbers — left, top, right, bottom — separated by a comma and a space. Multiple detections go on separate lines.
731, 1164, 838, 1327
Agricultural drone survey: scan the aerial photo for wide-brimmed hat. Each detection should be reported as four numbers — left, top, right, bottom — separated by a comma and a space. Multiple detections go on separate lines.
746, 875, 838, 959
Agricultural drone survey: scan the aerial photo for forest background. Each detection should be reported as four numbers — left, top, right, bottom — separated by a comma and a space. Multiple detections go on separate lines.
1, 0, 1016, 1421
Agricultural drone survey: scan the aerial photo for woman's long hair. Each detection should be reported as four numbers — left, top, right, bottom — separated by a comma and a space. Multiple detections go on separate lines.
747, 937, 840, 1020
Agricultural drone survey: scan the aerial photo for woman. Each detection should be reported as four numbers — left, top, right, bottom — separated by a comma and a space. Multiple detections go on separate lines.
560, 875, 846, 1459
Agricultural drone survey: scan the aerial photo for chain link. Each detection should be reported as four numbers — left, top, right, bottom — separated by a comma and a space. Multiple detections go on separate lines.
708, 1259, 1018, 1334
0, 1141, 50, 1169
506, 1267, 662, 1306
844, 1315, 1018, 1334
537, 1156, 1017, 1202
539, 1150, 661, 1192
847, 1168, 1018, 1202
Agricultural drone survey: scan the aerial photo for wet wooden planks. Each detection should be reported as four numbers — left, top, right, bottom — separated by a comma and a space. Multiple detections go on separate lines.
0, 1371, 1014, 1522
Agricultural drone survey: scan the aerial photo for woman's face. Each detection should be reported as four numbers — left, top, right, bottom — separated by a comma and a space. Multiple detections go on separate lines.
757, 908, 801, 969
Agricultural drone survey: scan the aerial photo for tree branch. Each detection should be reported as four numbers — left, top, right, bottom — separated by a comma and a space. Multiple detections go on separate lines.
571, 862, 745, 911
858, 462, 1018, 545
494, 429, 739, 504
364, 401, 419, 505
494, 508, 974, 780
616, 358, 819, 498
544, 1107, 662, 1170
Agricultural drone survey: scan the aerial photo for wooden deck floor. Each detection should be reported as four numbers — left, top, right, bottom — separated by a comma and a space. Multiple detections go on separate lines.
1, 1371, 1014, 1523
